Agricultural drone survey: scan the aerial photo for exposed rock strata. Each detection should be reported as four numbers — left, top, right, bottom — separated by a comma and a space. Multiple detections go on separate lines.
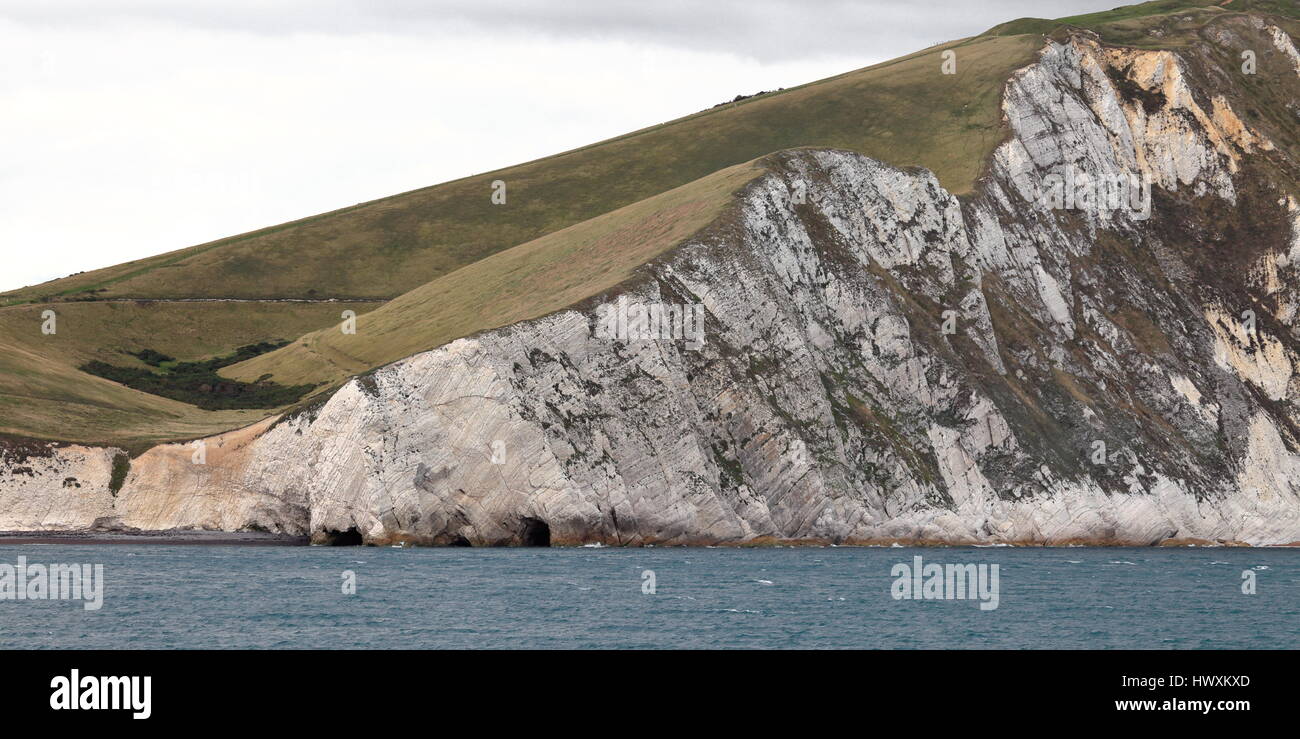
4, 21, 1300, 546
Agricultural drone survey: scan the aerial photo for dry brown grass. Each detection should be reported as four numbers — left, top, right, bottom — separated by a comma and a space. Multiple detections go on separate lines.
225, 160, 763, 386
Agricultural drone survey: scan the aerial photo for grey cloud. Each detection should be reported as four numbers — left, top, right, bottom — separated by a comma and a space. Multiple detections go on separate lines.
2, 0, 1137, 61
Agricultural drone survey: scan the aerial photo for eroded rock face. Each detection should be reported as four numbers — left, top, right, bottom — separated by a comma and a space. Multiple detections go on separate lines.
0, 439, 116, 530
4, 21, 1300, 545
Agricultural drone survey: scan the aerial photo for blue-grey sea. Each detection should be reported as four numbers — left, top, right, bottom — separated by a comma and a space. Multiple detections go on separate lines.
0, 545, 1295, 649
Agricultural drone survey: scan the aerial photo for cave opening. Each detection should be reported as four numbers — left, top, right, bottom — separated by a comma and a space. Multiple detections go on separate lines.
448, 535, 472, 547
323, 526, 364, 546
520, 518, 551, 547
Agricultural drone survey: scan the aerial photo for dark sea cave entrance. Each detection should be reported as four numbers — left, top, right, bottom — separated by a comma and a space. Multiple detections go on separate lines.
520, 518, 551, 547
322, 526, 364, 546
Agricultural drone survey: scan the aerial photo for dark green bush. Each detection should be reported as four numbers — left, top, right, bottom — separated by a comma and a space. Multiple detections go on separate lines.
81, 342, 315, 410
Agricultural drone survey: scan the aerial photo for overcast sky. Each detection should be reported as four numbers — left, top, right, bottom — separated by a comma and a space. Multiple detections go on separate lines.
0, 0, 1123, 292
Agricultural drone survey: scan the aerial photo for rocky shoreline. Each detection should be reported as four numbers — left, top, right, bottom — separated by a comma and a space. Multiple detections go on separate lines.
0, 530, 308, 546
0, 529, 1295, 548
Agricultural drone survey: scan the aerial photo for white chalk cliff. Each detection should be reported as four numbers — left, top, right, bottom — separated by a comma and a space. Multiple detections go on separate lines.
4, 19, 1300, 546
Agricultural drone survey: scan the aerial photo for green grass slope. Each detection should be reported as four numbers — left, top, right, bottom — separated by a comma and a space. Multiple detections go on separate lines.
0, 33, 1041, 304
223, 160, 764, 388
987, 0, 1298, 45
0, 301, 379, 446
5, 0, 1295, 447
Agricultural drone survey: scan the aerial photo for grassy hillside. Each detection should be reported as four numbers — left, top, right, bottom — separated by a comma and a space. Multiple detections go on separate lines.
4, 0, 1294, 447
0, 158, 759, 444
0, 301, 378, 446
224, 160, 764, 387
986, 0, 1298, 45
0, 25, 1048, 446
0, 33, 1041, 304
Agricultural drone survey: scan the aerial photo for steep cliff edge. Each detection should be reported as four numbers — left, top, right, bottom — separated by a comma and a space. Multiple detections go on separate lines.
4, 17, 1300, 545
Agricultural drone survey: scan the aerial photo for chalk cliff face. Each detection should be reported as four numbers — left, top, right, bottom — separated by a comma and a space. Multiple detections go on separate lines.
4, 20, 1300, 545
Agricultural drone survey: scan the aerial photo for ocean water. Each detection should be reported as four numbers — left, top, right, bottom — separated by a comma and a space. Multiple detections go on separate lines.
0, 545, 1295, 649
